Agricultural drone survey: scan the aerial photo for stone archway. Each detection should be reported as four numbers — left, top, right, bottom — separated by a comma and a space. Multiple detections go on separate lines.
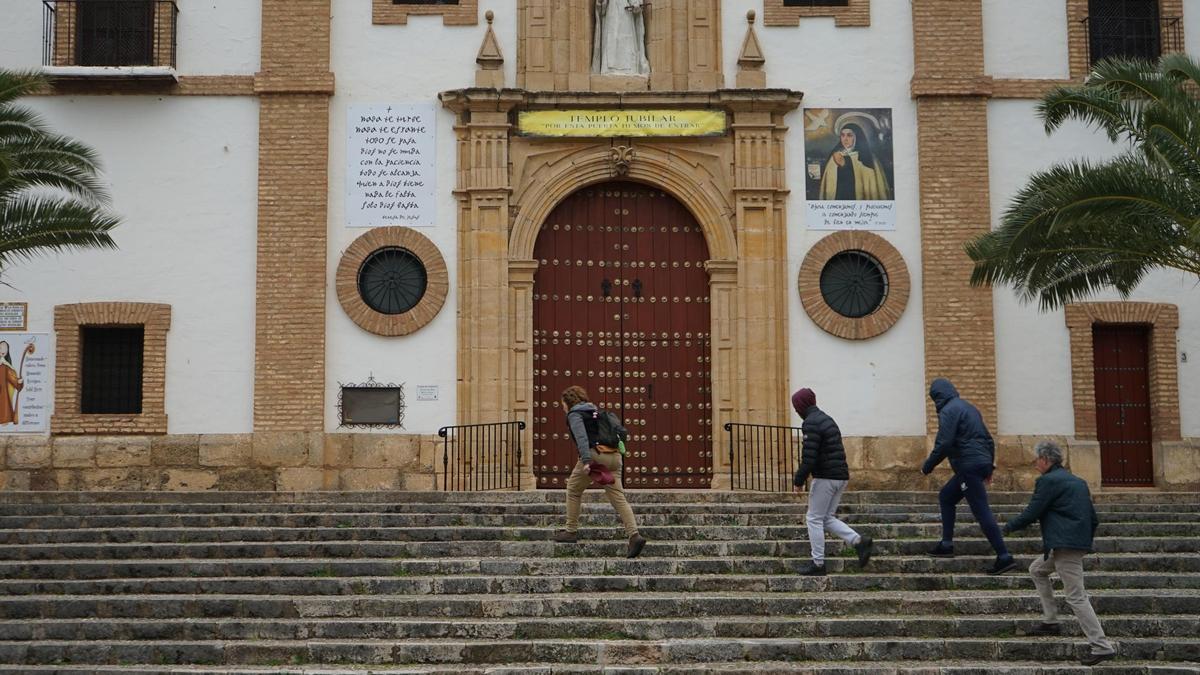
440, 89, 802, 489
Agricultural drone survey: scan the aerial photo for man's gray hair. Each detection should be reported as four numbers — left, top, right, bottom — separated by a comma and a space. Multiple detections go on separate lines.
1035, 439, 1064, 466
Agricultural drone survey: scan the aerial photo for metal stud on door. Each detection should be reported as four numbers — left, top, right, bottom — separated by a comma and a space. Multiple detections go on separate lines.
532, 182, 712, 489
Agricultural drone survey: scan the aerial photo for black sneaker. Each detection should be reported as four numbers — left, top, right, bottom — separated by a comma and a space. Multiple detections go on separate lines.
987, 556, 1019, 575
927, 543, 955, 558
797, 561, 827, 576
626, 533, 647, 559
1025, 622, 1062, 636
553, 530, 578, 543
854, 536, 874, 568
1080, 651, 1116, 666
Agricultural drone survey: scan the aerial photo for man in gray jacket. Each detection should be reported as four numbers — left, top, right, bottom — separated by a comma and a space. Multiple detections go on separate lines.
1003, 440, 1116, 666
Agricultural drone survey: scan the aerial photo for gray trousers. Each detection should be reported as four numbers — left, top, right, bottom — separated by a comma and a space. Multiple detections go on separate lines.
806, 478, 860, 564
1029, 549, 1115, 655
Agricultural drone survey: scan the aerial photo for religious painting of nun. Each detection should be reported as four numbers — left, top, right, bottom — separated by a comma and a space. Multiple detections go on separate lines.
804, 109, 895, 203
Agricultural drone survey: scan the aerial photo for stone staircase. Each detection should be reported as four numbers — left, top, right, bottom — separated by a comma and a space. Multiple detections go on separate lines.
0, 490, 1197, 673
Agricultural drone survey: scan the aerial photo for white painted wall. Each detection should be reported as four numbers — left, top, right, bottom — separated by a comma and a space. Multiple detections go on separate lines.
989, 100, 1200, 437
983, 0, 1070, 79
0, 1, 259, 75
0, 97, 260, 434
723, 0, 927, 434
326, 0, 517, 433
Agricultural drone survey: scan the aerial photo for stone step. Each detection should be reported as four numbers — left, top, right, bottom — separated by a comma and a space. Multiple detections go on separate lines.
2, 590, 1195, 620
2, 614, 1195, 642
4, 571, 1200, 597
3, 500, 1197, 518
2, 522, 1195, 545
2, 637, 1197, 666
4, 509, 1198, 529
4, 662, 1195, 675
3, 552, 1198, 580
0, 537, 1193, 560
4, 490, 1194, 505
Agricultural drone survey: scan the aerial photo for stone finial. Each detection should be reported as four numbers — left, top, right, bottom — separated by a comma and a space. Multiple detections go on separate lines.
475, 10, 505, 89
736, 9, 767, 89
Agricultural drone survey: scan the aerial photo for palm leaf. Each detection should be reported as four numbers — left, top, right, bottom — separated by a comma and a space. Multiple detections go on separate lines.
0, 196, 119, 270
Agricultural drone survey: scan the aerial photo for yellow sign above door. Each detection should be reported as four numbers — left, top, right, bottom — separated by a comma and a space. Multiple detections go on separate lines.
517, 109, 727, 138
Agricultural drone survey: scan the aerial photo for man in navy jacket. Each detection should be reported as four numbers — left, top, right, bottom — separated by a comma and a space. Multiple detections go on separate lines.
1004, 440, 1115, 666
921, 378, 1016, 575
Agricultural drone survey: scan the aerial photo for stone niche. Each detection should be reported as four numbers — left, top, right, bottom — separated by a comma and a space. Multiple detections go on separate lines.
517, 0, 723, 92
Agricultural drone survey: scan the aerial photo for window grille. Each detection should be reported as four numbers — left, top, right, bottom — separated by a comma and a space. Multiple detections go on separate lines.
77, 1, 155, 67
357, 247, 429, 315
81, 326, 144, 415
819, 250, 889, 319
1085, 0, 1174, 65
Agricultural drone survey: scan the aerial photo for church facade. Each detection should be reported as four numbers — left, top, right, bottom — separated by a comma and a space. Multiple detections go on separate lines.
0, 0, 1197, 493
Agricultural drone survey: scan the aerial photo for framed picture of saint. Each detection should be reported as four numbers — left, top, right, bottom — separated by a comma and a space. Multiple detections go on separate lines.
803, 108, 896, 230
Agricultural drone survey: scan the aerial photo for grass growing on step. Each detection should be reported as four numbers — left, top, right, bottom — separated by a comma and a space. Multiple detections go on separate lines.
552, 547, 586, 558
350, 580, 369, 594
309, 567, 337, 578
595, 629, 635, 640
393, 565, 412, 577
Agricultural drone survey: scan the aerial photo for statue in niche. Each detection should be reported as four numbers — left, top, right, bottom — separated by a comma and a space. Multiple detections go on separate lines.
592, 0, 650, 76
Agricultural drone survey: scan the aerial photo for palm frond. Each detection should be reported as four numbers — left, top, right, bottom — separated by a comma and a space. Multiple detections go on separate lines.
0, 196, 119, 270
0, 71, 48, 108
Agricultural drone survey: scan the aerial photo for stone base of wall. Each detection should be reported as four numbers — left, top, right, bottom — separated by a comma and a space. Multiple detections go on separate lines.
0, 433, 440, 492
1, 433, 1195, 492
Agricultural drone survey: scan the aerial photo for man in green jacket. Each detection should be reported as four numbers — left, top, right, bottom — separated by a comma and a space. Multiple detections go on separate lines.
1003, 440, 1116, 666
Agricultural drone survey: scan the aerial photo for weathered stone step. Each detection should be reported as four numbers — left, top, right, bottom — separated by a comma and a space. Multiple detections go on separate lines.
5, 509, 1197, 529
4, 490, 1193, 505
2, 614, 1195, 642
2, 637, 1197, 666
4, 662, 1195, 674
3, 500, 1196, 519
5, 571, 1200, 597
2, 590, 1195, 620
4, 552, 1196, 580
0, 536, 1193, 560
3, 522, 1195, 545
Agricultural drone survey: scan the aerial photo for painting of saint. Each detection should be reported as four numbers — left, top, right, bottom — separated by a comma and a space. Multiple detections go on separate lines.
805, 109, 895, 202
0, 341, 24, 425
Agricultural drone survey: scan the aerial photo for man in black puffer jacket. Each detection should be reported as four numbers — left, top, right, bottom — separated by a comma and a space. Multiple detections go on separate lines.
792, 388, 873, 576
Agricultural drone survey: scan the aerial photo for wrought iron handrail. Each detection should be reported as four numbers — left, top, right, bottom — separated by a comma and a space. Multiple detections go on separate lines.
725, 421, 803, 493
1082, 15, 1182, 66
437, 421, 525, 491
43, 1, 179, 69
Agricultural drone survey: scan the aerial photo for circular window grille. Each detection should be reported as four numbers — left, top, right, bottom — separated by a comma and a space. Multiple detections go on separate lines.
358, 247, 428, 315
819, 250, 889, 318
337, 227, 448, 336
798, 231, 910, 340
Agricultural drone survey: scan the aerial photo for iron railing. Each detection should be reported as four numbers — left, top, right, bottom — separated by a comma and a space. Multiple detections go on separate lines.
725, 422, 803, 492
1083, 16, 1182, 66
438, 421, 525, 491
43, 1, 179, 69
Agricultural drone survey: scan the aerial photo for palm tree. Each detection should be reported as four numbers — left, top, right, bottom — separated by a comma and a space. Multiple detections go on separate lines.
0, 69, 119, 280
966, 54, 1200, 310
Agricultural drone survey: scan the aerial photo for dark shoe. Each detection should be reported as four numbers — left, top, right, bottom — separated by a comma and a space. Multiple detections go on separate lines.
1080, 651, 1116, 666
626, 533, 647, 559
854, 536, 874, 568
1025, 622, 1062, 636
553, 530, 578, 543
987, 556, 1019, 575
927, 543, 955, 558
797, 561, 827, 576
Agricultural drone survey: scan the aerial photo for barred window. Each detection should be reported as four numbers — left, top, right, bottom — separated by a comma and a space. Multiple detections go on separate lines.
783, 0, 849, 6
1086, 0, 1162, 64
77, 1, 155, 67
81, 326, 144, 414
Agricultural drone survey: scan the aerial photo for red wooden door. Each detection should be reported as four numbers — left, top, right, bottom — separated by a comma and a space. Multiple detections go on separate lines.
532, 182, 713, 489
1093, 324, 1154, 486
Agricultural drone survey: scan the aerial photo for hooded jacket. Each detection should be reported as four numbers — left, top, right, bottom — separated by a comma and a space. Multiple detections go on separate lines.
566, 402, 599, 463
921, 379, 995, 475
793, 405, 850, 485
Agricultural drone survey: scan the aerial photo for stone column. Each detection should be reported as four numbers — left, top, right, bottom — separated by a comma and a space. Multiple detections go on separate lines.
509, 259, 540, 489
705, 259, 738, 489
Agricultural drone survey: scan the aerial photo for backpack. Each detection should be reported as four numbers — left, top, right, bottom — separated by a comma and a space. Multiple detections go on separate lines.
575, 408, 629, 452
594, 409, 628, 448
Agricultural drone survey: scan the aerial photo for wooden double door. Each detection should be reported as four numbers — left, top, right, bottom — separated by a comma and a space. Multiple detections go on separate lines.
1093, 324, 1154, 486
531, 182, 713, 489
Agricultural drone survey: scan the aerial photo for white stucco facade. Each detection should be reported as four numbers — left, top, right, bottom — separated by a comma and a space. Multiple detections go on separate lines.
0, 0, 1196, 456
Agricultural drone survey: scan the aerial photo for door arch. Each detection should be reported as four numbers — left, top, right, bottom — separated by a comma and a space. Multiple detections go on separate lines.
531, 181, 714, 489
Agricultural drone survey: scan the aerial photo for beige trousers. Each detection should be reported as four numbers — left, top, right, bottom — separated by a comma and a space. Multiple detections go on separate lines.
1029, 549, 1115, 655
564, 453, 639, 538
